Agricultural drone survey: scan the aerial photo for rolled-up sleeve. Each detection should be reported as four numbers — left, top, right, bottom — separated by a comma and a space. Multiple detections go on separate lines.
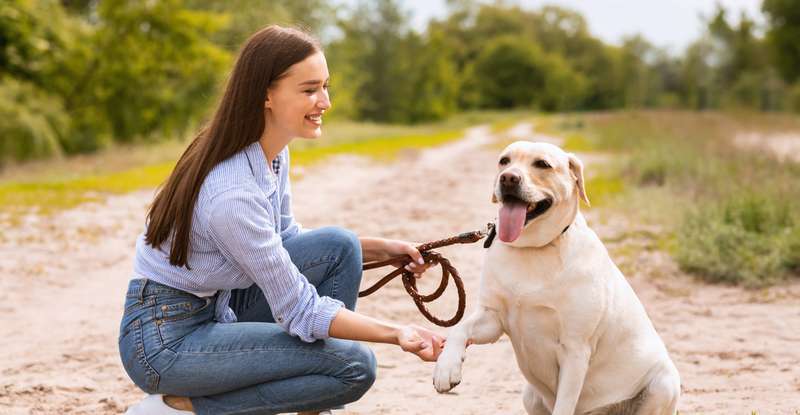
206, 187, 343, 342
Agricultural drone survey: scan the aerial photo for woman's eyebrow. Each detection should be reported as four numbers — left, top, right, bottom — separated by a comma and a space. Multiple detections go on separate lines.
298, 79, 328, 86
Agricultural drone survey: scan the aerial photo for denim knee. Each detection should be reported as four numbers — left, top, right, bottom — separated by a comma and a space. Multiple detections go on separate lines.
321, 226, 362, 264
343, 343, 377, 401
317, 226, 362, 278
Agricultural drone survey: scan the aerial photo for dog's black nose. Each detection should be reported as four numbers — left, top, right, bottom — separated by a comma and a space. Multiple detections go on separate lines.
500, 171, 521, 186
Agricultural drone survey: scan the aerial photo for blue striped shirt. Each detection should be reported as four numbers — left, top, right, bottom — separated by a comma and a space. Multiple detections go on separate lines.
131, 141, 344, 342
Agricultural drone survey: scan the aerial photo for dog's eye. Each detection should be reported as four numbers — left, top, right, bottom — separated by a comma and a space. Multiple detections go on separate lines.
499, 157, 510, 165
533, 159, 552, 169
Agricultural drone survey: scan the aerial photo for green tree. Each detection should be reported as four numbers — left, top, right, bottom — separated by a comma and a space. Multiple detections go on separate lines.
330, 0, 416, 122
51, 0, 231, 151
185, 0, 332, 50
763, 0, 800, 83
472, 35, 585, 110
402, 31, 459, 122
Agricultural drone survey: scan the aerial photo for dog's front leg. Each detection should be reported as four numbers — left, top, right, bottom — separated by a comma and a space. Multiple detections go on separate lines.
552, 344, 591, 415
433, 306, 503, 393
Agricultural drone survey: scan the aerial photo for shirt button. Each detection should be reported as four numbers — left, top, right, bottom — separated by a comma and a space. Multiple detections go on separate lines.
277, 317, 283, 323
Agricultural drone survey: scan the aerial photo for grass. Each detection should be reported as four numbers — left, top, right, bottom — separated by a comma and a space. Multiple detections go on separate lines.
0, 110, 529, 219
583, 173, 625, 208
0, 161, 176, 216
549, 110, 800, 287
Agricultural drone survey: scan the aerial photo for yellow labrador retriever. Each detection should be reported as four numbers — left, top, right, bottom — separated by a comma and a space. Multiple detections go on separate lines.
433, 141, 680, 414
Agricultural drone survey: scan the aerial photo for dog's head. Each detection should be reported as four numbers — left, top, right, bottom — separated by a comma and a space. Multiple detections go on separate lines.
492, 141, 589, 247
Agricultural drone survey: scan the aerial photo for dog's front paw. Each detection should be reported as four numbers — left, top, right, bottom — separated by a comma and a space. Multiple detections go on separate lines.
433, 352, 463, 393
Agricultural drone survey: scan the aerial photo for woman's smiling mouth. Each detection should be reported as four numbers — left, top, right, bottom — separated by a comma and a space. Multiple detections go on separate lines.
305, 113, 322, 126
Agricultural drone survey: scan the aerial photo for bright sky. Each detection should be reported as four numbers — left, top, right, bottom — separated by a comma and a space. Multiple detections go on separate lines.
386, 0, 765, 54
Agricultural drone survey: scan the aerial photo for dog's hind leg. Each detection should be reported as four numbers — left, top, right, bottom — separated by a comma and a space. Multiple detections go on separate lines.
433, 306, 503, 393
634, 362, 680, 415
523, 383, 551, 415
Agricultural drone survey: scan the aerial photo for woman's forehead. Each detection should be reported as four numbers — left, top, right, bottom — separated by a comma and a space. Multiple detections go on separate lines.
284, 52, 329, 82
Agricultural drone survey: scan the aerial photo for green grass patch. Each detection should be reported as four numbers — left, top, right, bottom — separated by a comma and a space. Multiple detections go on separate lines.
562, 133, 595, 152
676, 192, 799, 287
290, 130, 464, 166
0, 161, 175, 215
584, 173, 625, 207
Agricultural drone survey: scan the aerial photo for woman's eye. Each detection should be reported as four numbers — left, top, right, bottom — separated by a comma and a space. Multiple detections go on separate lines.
534, 159, 552, 169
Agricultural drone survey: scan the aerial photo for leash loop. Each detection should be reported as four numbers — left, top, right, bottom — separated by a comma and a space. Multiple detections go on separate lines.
358, 224, 493, 327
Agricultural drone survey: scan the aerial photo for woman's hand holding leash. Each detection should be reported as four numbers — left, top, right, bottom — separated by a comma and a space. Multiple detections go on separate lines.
360, 237, 434, 277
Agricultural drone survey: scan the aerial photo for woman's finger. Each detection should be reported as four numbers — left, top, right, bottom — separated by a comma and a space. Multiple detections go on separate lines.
403, 245, 425, 265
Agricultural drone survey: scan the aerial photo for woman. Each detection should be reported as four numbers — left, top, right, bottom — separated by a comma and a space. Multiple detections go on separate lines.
120, 25, 445, 415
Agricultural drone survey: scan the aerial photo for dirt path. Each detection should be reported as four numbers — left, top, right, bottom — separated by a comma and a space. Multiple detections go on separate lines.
0, 125, 798, 414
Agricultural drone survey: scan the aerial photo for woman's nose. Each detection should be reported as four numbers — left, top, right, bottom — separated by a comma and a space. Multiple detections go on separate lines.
317, 90, 331, 110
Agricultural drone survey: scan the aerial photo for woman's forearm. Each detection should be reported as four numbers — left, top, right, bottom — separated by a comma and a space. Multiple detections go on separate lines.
359, 236, 390, 262
328, 308, 400, 345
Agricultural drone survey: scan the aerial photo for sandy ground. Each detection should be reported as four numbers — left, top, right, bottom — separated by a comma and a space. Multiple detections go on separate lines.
734, 132, 800, 163
1, 124, 799, 414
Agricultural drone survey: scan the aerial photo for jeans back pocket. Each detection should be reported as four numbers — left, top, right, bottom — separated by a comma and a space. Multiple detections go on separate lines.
155, 295, 214, 347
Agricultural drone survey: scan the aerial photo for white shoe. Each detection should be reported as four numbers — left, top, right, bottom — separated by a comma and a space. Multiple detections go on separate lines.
125, 394, 193, 414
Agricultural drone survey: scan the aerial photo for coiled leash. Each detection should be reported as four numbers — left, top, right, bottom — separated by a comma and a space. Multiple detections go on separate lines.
359, 223, 497, 327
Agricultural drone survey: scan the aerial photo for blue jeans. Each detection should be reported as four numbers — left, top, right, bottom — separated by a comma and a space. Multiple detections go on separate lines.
118, 227, 376, 415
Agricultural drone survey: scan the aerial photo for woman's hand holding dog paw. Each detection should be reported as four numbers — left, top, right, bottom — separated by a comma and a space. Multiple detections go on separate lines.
397, 324, 445, 362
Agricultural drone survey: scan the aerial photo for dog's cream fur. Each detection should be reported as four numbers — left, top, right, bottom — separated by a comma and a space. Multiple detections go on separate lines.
433, 142, 680, 415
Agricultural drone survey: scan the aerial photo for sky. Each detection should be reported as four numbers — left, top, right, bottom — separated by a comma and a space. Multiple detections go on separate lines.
377, 0, 765, 54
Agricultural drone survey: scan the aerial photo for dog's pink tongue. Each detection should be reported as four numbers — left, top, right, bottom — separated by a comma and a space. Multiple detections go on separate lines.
498, 201, 527, 242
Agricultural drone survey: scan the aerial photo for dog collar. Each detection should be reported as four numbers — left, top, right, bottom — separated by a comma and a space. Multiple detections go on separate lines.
483, 223, 570, 249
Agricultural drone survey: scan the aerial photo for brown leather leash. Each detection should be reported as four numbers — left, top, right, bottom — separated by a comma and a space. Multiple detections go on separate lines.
359, 223, 496, 327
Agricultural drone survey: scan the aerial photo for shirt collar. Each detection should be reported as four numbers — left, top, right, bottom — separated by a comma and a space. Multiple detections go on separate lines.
244, 141, 278, 193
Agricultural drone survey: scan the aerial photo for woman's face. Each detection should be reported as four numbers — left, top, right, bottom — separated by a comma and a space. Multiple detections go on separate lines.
265, 51, 331, 140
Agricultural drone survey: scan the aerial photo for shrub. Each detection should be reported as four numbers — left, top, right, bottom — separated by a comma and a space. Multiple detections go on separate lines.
676, 192, 796, 287
0, 79, 67, 165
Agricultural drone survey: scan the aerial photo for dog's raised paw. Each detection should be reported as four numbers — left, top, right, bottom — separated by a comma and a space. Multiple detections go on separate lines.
433, 357, 463, 393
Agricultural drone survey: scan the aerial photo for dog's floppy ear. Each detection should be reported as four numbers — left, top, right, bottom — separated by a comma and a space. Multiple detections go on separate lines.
568, 153, 590, 207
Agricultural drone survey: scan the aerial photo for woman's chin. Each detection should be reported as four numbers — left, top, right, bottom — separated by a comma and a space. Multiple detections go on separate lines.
298, 128, 322, 139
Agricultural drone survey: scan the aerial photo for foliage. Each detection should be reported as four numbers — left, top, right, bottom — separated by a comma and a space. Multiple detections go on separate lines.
471, 36, 586, 110
676, 193, 797, 287
762, 0, 800, 83
3, 0, 800, 165
0, 78, 66, 165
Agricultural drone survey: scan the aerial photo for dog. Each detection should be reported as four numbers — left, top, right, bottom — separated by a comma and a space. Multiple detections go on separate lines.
433, 141, 680, 414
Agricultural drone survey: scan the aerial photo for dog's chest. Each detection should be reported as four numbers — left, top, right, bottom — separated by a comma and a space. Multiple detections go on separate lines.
483, 245, 579, 389
501, 299, 564, 391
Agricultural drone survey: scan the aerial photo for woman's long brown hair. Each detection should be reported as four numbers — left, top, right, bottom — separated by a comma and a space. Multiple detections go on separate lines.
145, 25, 321, 268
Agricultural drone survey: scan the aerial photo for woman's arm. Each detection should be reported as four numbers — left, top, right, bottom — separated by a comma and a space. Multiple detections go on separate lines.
328, 308, 444, 362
